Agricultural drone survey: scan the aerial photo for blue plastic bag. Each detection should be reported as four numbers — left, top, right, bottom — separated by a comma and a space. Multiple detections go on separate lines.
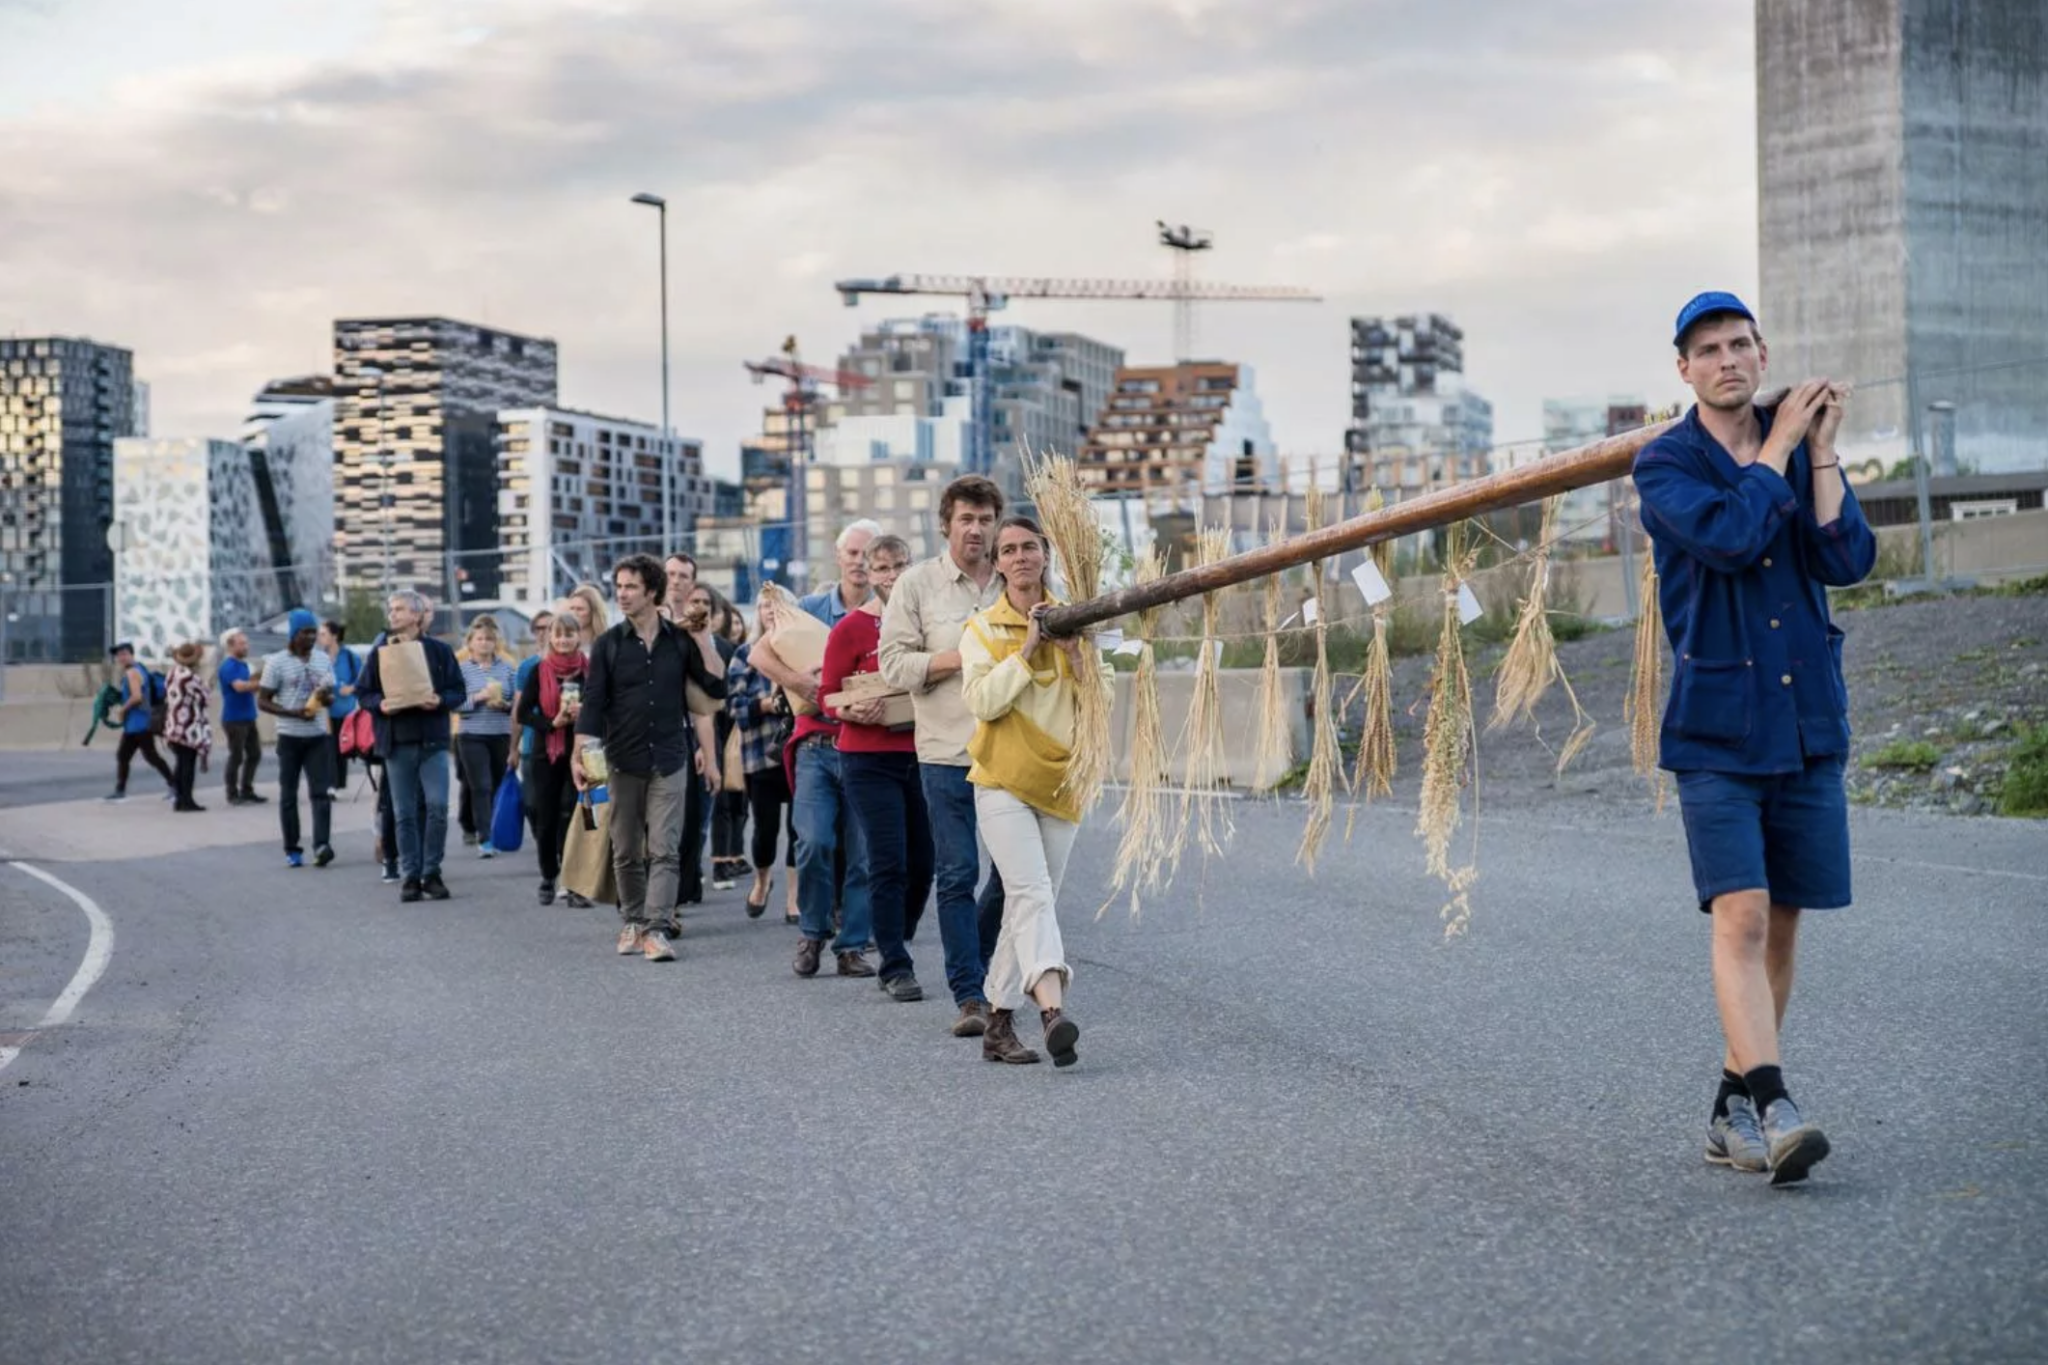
490, 769, 525, 853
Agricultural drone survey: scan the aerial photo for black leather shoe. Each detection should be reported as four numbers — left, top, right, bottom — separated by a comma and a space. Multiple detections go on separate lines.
400, 879, 423, 903
422, 873, 451, 901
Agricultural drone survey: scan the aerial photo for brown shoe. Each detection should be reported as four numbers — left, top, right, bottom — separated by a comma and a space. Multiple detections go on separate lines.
982, 1008, 1040, 1064
616, 925, 644, 955
1040, 1007, 1080, 1068
642, 930, 676, 962
793, 938, 822, 977
836, 950, 877, 978
950, 1000, 989, 1038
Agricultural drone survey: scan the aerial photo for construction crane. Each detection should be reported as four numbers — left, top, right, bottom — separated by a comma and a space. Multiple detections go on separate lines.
1157, 221, 1214, 362
743, 335, 872, 588
833, 272, 1320, 479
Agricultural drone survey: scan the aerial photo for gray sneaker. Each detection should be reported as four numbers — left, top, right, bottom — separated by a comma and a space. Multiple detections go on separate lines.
1760, 1097, 1831, 1185
881, 974, 925, 1003
1705, 1096, 1770, 1173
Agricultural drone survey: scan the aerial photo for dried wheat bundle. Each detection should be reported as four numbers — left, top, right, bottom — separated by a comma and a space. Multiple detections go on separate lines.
1105, 547, 1172, 917
1346, 489, 1398, 836
1624, 550, 1667, 809
1416, 523, 1479, 884
1297, 491, 1344, 872
1025, 448, 1112, 814
1487, 496, 1597, 775
1251, 518, 1294, 793
1173, 527, 1236, 861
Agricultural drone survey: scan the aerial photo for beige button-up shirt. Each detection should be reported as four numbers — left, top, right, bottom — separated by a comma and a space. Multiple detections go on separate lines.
878, 550, 1004, 766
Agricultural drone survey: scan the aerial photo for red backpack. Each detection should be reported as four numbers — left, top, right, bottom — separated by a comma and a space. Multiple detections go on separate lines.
339, 707, 376, 758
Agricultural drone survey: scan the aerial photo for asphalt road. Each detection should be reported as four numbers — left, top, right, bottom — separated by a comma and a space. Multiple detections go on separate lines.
2, 767, 2044, 1364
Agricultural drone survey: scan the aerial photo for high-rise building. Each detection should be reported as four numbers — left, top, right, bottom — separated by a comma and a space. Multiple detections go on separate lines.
495, 407, 709, 605
1498, 397, 1652, 547
1342, 314, 1495, 497
245, 375, 339, 610
0, 336, 137, 660
803, 457, 955, 571
1075, 361, 1278, 498
1757, 0, 2047, 472
332, 317, 557, 601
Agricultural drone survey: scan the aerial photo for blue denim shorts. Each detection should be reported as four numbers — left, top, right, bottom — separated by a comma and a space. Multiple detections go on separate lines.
1673, 755, 1852, 913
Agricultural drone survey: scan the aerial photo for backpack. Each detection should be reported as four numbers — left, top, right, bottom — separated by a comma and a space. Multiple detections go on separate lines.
339, 707, 377, 759
139, 665, 168, 735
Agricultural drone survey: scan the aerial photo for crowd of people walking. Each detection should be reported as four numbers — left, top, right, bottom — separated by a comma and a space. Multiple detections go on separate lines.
102, 474, 1093, 1067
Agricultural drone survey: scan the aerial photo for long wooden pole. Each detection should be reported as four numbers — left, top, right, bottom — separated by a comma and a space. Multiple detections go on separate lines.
1042, 418, 1677, 636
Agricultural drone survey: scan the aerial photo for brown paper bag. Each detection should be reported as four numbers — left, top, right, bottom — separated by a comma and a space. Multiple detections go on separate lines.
721, 727, 745, 793
764, 593, 830, 717
376, 640, 437, 711
560, 795, 617, 904
686, 679, 723, 718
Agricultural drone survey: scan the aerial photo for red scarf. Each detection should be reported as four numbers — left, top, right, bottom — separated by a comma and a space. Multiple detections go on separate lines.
539, 648, 587, 764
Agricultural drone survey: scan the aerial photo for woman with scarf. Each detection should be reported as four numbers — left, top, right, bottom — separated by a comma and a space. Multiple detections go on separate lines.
163, 640, 214, 813
515, 606, 589, 906
959, 517, 1115, 1068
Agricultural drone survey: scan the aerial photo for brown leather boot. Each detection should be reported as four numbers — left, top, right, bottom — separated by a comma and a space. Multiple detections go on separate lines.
1040, 1007, 1080, 1068
982, 1009, 1041, 1065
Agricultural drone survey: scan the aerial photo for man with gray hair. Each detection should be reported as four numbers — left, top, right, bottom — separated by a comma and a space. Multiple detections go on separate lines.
749, 518, 878, 976
355, 589, 468, 902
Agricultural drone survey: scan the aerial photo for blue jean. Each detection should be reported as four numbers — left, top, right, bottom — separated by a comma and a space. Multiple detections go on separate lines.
792, 739, 872, 955
843, 751, 935, 984
384, 742, 451, 881
920, 762, 1006, 1006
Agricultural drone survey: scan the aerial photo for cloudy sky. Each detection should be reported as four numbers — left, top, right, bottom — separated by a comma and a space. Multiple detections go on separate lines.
1, 0, 1757, 479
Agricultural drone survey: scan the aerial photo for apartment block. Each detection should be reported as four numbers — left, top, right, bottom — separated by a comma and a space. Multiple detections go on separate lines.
804, 457, 957, 577
1491, 397, 1652, 547
496, 407, 710, 605
333, 317, 558, 600
1342, 314, 1495, 497
0, 336, 137, 660
1076, 361, 1277, 499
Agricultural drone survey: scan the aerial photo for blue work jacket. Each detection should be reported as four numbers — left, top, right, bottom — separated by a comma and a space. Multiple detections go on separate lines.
1632, 405, 1878, 775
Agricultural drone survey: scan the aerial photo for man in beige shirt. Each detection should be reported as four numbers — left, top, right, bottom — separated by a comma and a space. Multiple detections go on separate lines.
879, 474, 1008, 1036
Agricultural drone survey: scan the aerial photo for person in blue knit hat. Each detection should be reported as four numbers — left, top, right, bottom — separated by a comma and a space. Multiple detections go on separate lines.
258, 607, 339, 869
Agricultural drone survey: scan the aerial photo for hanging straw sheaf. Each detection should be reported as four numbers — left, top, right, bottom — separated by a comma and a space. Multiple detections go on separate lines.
1346, 488, 1397, 838
1487, 495, 1597, 777
1624, 549, 1668, 811
1105, 547, 1172, 917
1251, 518, 1293, 794
1173, 527, 1236, 862
1296, 490, 1345, 872
1024, 448, 1113, 815
1416, 522, 1481, 937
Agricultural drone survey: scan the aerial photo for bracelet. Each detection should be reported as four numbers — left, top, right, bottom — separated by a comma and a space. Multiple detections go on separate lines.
1811, 461, 1838, 469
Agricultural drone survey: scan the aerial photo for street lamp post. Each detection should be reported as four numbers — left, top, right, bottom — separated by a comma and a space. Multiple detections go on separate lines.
630, 192, 674, 553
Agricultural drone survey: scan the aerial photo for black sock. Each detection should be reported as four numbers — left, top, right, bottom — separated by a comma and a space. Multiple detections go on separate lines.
1712, 1068, 1748, 1121
1743, 1065, 1789, 1114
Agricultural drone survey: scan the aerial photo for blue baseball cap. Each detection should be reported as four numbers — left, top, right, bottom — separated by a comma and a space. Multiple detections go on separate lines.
1673, 290, 1756, 347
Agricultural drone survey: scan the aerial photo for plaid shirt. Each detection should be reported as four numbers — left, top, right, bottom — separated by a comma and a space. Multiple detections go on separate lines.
725, 643, 791, 776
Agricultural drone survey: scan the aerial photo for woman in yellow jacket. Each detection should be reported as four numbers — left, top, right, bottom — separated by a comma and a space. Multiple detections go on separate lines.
960, 516, 1115, 1067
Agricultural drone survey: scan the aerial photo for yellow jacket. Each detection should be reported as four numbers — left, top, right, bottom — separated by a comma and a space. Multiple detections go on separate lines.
959, 593, 1114, 823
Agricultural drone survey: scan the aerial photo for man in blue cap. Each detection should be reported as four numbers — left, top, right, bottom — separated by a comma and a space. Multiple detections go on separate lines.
258, 607, 338, 869
1632, 291, 1877, 1186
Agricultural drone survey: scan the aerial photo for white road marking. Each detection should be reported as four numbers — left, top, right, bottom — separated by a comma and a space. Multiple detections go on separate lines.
0, 861, 115, 1074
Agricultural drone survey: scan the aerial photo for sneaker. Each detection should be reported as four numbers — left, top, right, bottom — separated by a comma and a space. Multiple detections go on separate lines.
1705, 1096, 1771, 1173
421, 872, 451, 901
793, 938, 822, 978
1760, 1098, 1831, 1186
102, 790, 128, 803
400, 878, 424, 903
243, 792, 268, 804
949, 1001, 989, 1038
882, 974, 925, 1003
538, 880, 556, 906
313, 845, 335, 868
617, 924, 644, 955
463, 831, 478, 847
565, 891, 592, 909
836, 950, 877, 979
286, 852, 305, 869
381, 865, 401, 884
477, 844, 497, 860
642, 931, 676, 962
162, 787, 176, 801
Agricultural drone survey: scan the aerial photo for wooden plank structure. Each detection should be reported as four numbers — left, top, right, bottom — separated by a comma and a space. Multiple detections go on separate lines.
1040, 418, 1679, 636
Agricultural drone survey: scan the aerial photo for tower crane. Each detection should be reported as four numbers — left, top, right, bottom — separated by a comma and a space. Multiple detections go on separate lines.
743, 335, 872, 587
833, 272, 1320, 479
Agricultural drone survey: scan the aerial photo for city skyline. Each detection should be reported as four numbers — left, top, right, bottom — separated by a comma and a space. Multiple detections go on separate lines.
1, 0, 1757, 480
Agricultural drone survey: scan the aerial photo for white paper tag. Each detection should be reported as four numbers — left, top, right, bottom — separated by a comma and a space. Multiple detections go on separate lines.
1114, 638, 1144, 658
1455, 582, 1483, 625
1212, 640, 1225, 665
1302, 598, 1320, 625
1096, 628, 1124, 653
1352, 560, 1392, 606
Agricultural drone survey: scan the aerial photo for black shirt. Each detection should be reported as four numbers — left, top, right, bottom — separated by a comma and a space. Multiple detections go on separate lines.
576, 617, 725, 777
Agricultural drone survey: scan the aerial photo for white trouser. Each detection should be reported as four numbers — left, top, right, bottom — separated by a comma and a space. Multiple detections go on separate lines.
975, 784, 1079, 1011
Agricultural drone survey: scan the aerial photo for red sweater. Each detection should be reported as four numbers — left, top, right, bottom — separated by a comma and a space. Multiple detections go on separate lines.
820, 609, 913, 755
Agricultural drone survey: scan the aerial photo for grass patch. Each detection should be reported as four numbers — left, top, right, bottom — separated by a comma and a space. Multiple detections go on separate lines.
1996, 724, 2048, 818
1865, 739, 1943, 772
